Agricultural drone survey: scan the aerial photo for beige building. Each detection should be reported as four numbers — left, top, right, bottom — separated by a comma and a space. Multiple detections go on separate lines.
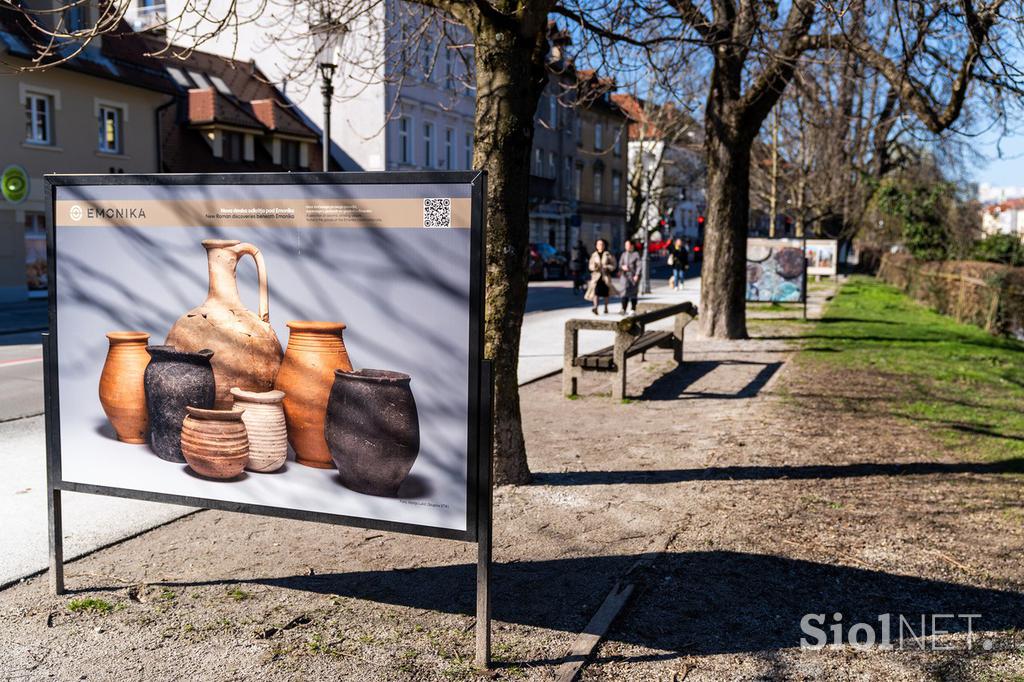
575, 72, 628, 250
0, 9, 174, 301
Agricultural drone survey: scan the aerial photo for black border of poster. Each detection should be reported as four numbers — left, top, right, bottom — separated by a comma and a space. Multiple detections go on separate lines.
43, 171, 490, 541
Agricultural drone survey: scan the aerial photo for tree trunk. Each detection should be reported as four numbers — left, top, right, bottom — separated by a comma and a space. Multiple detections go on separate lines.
471, 24, 548, 485
701, 120, 752, 339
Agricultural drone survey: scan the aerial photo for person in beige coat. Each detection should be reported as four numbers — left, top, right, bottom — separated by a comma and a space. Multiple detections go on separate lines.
584, 238, 620, 314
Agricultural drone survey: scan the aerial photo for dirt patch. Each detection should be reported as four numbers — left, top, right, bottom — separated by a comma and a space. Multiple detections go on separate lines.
1, 319, 1022, 681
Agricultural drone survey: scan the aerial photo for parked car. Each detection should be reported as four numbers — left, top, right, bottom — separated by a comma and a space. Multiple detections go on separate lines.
528, 242, 568, 280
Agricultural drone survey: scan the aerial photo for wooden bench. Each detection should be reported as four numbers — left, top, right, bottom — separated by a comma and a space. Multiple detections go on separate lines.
563, 301, 698, 400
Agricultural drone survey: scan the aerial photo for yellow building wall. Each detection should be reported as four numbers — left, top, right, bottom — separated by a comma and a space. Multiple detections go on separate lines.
0, 55, 171, 301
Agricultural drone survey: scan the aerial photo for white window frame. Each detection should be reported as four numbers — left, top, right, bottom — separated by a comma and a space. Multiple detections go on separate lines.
444, 127, 455, 170
398, 116, 412, 164
423, 121, 434, 168
25, 93, 52, 145
97, 104, 124, 154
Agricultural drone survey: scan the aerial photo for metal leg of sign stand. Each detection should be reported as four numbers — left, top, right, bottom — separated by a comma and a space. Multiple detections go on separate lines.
42, 332, 65, 596
475, 360, 494, 670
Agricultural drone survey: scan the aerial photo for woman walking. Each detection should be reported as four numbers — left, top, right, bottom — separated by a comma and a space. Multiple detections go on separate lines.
618, 240, 641, 314
666, 238, 689, 291
585, 238, 619, 315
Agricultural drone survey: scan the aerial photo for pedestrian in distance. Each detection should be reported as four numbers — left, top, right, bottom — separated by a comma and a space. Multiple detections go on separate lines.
569, 239, 589, 295
585, 238, 619, 315
618, 239, 641, 314
666, 237, 689, 291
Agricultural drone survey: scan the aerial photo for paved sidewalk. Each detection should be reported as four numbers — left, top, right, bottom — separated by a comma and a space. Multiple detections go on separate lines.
518, 273, 701, 384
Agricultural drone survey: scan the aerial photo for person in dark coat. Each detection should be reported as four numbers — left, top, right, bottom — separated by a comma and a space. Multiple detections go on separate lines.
666, 238, 689, 290
569, 240, 588, 294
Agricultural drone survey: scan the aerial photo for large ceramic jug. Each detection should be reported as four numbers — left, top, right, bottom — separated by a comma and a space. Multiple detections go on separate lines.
166, 240, 283, 408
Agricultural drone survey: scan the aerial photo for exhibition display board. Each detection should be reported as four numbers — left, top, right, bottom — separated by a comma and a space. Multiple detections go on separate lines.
746, 237, 807, 303
43, 173, 494, 664
805, 239, 839, 277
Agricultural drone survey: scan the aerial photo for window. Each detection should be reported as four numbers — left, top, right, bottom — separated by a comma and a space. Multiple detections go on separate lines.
223, 131, 244, 161
612, 171, 622, 200
422, 39, 433, 81
210, 75, 232, 96
548, 95, 558, 127
399, 117, 412, 164
593, 168, 603, 202
594, 123, 603, 151
548, 151, 556, 179
465, 131, 473, 169
575, 116, 582, 147
97, 105, 122, 153
444, 127, 454, 169
166, 67, 191, 88
423, 121, 434, 167
188, 71, 213, 90
613, 129, 622, 156
533, 148, 542, 175
25, 212, 47, 292
563, 157, 572, 191
444, 47, 455, 90
281, 139, 302, 169
25, 93, 52, 145
574, 164, 582, 200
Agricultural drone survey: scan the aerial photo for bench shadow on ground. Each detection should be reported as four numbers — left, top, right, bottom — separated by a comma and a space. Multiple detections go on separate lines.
146, 550, 1024, 663
636, 360, 783, 401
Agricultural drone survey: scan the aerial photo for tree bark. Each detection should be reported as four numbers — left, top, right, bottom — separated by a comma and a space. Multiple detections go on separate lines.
701, 121, 752, 339
470, 21, 548, 485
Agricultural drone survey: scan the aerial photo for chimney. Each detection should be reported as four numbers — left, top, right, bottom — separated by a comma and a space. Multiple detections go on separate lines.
251, 99, 277, 130
188, 88, 216, 123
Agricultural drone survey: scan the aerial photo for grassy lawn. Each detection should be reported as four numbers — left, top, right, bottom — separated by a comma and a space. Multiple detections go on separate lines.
780, 276, 1024, 462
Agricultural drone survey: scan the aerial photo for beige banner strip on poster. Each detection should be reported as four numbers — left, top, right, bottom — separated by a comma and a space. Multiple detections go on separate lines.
54, 198, 471, 229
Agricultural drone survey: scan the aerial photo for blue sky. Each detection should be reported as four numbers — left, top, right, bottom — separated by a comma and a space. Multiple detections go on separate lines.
972, 131, 1024, 188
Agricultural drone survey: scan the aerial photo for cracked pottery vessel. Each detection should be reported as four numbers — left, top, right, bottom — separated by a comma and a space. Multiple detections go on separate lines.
274, 321, 353, 469
229, 387, 287, 473
98, 331, 151, 443
325, 369, 420, 497
144, 346, 215, 463
180, 406, 249, 479
165, 239, 283, 408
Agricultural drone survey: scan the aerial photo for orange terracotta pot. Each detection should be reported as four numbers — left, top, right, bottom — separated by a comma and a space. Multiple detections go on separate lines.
274, 321, 353, 468
180, 406, 249, 480
98, 331, 151, 444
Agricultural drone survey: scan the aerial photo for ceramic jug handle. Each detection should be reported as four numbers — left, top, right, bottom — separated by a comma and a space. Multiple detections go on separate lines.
232, 243, 270, 322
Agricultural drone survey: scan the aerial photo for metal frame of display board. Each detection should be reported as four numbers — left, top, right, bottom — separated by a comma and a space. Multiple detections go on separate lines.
42, 171, 497, 668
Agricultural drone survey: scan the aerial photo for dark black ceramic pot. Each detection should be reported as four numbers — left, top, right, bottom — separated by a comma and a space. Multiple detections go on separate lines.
144, 345, 216, 463
325, 369, 420, 497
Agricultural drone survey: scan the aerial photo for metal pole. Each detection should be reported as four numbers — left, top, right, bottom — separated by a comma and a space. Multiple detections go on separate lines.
641, 223, 651, 294
475, 360, 494, 670
321, 67, 334, 172
43, 332, 65, 595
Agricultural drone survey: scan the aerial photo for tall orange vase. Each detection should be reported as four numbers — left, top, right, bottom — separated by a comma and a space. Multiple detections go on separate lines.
274, 321, 353, 468
98, 331, 151, 443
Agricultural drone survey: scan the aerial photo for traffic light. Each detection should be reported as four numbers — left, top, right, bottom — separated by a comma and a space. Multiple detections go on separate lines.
697, 215, 705, 227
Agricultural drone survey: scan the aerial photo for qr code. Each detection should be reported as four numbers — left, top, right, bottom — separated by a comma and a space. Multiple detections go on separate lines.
423, 198, 452, 228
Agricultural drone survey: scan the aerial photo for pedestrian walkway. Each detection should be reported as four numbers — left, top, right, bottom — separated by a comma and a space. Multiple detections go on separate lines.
518, 272, 701, 384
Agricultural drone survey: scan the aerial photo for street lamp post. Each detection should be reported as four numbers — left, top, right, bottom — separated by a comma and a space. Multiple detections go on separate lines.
312, 21, 346, 172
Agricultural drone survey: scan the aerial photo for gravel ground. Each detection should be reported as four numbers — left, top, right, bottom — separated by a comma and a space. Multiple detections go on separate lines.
1, 303, 1022, 681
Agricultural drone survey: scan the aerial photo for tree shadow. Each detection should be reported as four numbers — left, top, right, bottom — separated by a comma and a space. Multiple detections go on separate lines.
531, 458, 1024, 486
139, 550, 1024, 658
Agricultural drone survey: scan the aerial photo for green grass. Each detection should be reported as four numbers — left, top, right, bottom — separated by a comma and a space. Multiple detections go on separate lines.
67, 598, 114, 614
794, 277, 1024, 461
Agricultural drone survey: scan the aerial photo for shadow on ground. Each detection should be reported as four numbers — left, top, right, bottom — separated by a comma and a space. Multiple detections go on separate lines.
638, 360, 783, 401
532, 458, 1024, 486
140, 550, 1024, 659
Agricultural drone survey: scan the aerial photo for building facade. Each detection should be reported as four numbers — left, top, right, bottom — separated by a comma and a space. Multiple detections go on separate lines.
0, 8, 175, 301
575, 73, 628, 251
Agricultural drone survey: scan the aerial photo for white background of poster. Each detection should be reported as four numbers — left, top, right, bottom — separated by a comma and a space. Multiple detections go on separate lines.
805, 239, 839, 276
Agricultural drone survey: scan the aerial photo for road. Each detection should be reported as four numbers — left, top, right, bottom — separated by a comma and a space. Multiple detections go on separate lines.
0, 264, 700, 587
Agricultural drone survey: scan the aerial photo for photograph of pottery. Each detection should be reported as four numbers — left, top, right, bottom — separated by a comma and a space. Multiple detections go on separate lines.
325, 369, 420, 497
144, 346, 216, 463
274, 321, 353, 469
166, 240, 283, 408
180, 406, 249, 480
98, 331, 151, 444
229, 387, 287, 473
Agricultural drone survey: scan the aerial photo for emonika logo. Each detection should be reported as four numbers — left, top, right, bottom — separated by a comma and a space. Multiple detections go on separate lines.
69, 205, 83, 221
